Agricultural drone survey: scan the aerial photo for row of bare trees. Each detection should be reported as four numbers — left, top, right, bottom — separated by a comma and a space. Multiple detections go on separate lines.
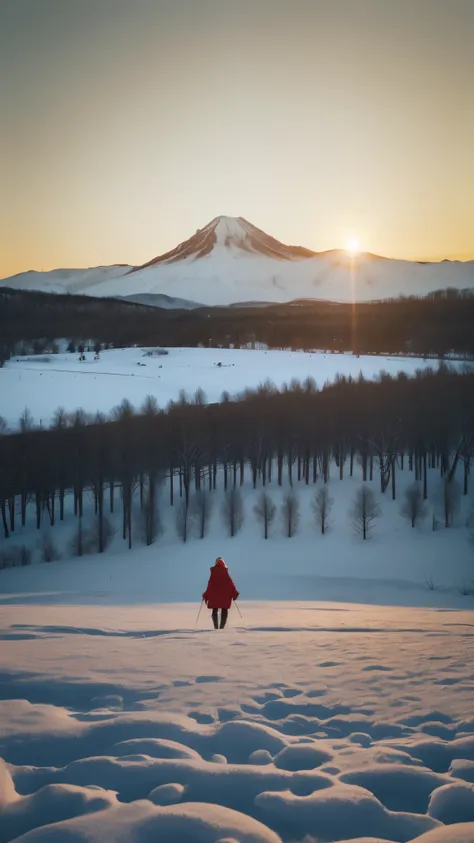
0, 366, 473, 549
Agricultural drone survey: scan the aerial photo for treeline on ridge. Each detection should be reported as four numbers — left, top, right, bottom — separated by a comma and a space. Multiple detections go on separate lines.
1, 287, 474, 365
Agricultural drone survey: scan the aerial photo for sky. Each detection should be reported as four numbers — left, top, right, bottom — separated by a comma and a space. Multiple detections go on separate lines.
1, 0, 473, 279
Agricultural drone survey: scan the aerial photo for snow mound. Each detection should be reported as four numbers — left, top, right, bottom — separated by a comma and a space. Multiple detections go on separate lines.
0, 776, 117, 843
111, 738, 201, 760
147, 782, 185, 805
255, 782, 439, 840
8, 801, 282, 843
428, 782, 474, 824
403, 824, 474, 842
339, 764, 450, 813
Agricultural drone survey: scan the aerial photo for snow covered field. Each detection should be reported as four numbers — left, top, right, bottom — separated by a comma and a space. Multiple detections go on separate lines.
1, 597, 474, 842
0, 346, 457, 428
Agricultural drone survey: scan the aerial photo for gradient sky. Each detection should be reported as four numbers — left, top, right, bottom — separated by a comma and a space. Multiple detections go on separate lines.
1, 0, 473, 278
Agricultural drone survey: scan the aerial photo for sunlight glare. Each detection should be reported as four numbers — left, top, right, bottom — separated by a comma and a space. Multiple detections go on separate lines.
346, 235, 360, 254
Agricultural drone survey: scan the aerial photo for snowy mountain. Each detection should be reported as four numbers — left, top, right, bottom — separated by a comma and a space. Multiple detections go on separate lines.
2, 215, 474, 306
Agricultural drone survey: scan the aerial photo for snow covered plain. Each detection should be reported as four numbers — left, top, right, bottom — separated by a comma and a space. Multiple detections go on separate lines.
0, 346, 459, 429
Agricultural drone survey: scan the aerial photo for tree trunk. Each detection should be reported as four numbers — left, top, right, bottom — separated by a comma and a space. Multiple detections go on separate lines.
169, 466, 174, 506
98, 476, 104, 553
1, 502, 9, 539
36, 492, 41, 530
8, 497, 15, 532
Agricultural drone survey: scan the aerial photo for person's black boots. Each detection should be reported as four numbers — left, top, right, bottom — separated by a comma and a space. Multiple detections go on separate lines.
220, 609, 228, 629
212, 609, 219, 630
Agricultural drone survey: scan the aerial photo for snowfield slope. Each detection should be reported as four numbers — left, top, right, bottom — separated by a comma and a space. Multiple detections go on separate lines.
2, 215, 474, 305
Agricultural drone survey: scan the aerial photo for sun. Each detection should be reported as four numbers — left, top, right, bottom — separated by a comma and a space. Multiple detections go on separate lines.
346, 235, 360, 255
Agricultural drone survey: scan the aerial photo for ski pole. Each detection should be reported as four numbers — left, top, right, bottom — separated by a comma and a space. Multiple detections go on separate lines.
234, 601, 242, 618
196, 600, 204, 625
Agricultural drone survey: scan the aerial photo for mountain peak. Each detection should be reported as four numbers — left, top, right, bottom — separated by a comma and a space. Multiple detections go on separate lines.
208, 215, 252, 248
130, 216, 316, 274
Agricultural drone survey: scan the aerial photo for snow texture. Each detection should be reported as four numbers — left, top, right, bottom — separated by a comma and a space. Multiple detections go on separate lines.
3, 216, 474, 305
1, 599, 474, 842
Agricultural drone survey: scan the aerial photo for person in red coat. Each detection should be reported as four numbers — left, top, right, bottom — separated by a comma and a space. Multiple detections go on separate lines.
202, 557, 239, 629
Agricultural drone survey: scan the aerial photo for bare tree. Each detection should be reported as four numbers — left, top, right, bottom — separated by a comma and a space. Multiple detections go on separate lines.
70, 516, 85, 557
253, 491, 276, 539
39, 531, 61, 562
51, 407, 69, 429
176, 499, 190, 543
141, 394, 159, 416
140, 489, 162, 546
281, 491, 300, 538
444, 480, 460, 528
312, 487, 333, 535
92, 515, 115, 553
192, 490, 213, 539
19, 407, 34, 432
351, 485, 381, 540
401, 482, 428, 528
194, 387, 207, 405
222, 488, 244, 537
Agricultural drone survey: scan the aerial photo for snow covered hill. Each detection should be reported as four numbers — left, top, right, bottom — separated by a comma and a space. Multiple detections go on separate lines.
2, 216, 474, 306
